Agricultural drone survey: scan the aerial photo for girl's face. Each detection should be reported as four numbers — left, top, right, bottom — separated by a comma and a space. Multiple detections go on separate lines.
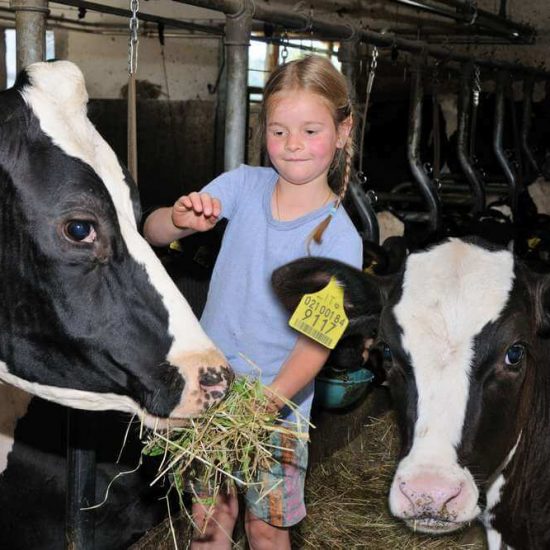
265, 90, 350, 188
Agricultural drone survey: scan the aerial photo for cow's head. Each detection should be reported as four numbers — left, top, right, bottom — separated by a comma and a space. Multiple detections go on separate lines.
273, 237, 545, 534
0, 61, 232, 426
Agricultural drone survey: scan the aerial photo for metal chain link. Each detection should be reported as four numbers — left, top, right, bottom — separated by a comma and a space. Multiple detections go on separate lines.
128, 0, 140, 75
473, 65, 481, 107
366, 45, 378, 97
281, 30, 289, 62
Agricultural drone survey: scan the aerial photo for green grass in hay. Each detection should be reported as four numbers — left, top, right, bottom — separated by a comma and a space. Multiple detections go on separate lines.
142, 377, 309, 510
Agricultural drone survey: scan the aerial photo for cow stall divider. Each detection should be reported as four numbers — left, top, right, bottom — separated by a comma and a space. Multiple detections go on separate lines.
7, 0, 550, 547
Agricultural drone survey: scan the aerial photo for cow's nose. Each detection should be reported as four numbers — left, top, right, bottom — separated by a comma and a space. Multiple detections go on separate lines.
396, 473, 463, 519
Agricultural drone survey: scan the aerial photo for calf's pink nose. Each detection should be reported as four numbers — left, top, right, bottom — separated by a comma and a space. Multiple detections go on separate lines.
395, 473, 464, 520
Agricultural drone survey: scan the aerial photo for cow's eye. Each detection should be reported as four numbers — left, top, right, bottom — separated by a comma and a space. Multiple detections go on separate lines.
65, 220, 96, 243
505, 343, 525, 367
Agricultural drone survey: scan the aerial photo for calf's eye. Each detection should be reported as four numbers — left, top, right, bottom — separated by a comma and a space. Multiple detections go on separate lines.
65, 220, 96, 243
505, 343, 525, 367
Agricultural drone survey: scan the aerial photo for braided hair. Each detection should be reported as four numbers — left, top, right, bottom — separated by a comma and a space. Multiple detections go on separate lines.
258, 56, 355, 247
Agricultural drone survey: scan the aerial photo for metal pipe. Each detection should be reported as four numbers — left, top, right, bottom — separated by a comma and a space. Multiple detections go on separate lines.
51, 0, 223, 35
348, 180, 380, 245
407, 59, 442, 232
386, 0, 534, 42
65, 410, 96, 550
0, 28, 6, 89
223, 1, 251, 171
10, 0, 47, 71
521, 76, 540, 177
493, 70, 519, 216
433, 0, 534, 38
338, 38, 360, 105
173, 0, 550, 78
457, 61, 485, 214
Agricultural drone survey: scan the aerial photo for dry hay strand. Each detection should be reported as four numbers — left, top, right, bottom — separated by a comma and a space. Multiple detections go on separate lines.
292, 412, 487, 550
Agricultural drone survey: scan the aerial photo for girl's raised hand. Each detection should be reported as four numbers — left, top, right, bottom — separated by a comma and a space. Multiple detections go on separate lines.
171, 192, 221, 232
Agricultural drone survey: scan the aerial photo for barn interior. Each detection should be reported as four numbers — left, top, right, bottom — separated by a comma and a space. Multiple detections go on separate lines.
2, 0, 550, 548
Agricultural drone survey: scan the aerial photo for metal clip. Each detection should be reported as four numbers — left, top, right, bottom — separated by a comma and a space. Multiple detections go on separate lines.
281, 29, 289, 62
473, 65, 481, 107
128, 0, 140, 75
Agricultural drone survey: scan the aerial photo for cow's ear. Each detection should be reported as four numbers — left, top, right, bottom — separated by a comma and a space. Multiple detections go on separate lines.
272, 257, 390, 335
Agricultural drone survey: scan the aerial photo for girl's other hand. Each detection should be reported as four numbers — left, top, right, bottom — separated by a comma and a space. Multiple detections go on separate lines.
172, 192, 221, 232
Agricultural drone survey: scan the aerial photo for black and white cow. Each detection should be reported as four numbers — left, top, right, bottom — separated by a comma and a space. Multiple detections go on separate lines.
0, 60, 232, 424
0, 60, 233, 547
273, 237, 550, 550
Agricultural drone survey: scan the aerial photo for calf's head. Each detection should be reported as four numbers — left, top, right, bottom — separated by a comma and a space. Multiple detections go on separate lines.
273, 237, 546, 534
0, 61, 232, 426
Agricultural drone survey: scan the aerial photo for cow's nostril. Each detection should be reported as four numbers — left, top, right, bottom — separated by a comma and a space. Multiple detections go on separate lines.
200, 370, 224, 387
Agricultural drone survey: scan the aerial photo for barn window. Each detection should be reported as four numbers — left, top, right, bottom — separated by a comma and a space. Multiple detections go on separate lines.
6, 29, 55, 87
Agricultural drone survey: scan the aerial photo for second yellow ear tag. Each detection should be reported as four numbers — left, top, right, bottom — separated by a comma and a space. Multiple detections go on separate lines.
288, 276, 349, 349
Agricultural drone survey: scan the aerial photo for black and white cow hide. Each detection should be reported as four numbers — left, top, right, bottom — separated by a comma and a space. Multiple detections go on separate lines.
273, 237, 550, 550
0, 60, 232, 422
0, 60, 233, 548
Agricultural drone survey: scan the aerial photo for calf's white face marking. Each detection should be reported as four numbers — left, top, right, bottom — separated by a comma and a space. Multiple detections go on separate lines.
390, 239, 515, 527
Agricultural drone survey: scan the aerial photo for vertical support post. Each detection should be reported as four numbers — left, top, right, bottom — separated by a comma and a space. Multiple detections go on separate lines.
338, 37, 360, 105
0, 28, 7, 89
408, 57, 442, 233
521, 75, 539, 177
223, 1, 252, 171
494, 70, 519, 216
65, 410, 97, 550
457, 61, 485, 214
9, 0, 48, 72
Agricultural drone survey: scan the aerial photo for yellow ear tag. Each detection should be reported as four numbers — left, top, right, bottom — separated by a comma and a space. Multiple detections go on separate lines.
288, 276, 349, 349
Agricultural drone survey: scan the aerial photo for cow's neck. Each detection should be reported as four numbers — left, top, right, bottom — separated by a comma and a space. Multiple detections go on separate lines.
488, 354, 550, 549
0, 379, 32, 474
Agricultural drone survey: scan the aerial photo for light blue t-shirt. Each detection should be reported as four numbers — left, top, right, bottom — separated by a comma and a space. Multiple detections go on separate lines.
200, 165, 363, 422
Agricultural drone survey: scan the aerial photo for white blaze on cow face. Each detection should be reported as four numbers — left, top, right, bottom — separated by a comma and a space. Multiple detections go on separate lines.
389, 239, 515, 530
17, 61, 230, 418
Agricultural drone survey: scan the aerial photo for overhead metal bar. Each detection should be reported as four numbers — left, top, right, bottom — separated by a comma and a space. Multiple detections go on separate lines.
173, 0, 550, 79
388, 0, 534, 42
51, 0, 224, 35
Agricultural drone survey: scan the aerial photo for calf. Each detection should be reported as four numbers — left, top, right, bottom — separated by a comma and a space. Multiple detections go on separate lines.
273, 237, 550, 550
0, 60, 232, 425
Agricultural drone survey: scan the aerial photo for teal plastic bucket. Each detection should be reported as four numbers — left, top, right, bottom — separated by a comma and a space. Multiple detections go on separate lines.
315, 367, 374, 410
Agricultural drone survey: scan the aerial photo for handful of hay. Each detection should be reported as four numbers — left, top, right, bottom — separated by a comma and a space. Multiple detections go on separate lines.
143, 377, 310, 510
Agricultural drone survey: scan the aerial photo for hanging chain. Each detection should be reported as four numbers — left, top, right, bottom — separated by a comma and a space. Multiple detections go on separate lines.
281, 30, 289, 62
358, 45, 379, 176
366, 45, 379, 98
472, 65, 481, 107
128, 0, 140, 75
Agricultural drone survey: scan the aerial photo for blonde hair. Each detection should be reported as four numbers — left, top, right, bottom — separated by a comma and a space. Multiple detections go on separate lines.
259, 55, 355, 245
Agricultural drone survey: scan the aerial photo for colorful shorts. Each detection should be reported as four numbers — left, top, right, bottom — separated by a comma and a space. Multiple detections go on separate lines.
189, 431, 308, 528
244, 431, 308, 528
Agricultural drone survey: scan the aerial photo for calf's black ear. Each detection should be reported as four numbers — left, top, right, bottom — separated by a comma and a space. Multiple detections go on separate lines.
272, 257, 389, 335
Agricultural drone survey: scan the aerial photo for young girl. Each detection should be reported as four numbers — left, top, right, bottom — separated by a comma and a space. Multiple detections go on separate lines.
144, 55, 363, 550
